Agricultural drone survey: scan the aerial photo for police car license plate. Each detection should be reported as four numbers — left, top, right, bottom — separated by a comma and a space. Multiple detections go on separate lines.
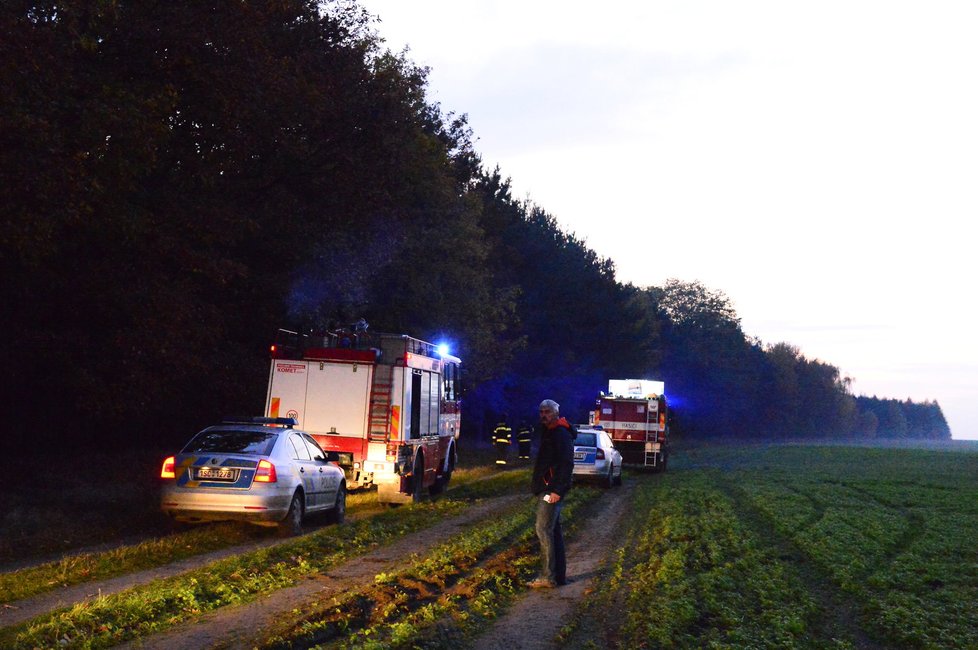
197, 467, 235, 480
573, 451, 585, 460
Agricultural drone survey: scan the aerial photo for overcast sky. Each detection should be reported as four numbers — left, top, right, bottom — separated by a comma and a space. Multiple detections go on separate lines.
359, 0, 978, 440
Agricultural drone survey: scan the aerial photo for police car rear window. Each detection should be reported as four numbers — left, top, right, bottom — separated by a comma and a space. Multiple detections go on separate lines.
575, 432, 597, 447
182, 430, 278, 455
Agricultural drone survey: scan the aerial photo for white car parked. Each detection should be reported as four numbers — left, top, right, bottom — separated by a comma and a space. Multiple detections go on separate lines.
572, 426, 623, 488
160, 417, 346, 534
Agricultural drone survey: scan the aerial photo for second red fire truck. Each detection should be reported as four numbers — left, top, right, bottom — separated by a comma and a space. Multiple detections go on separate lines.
590, 379, 669, 471
265, 327, 461, 504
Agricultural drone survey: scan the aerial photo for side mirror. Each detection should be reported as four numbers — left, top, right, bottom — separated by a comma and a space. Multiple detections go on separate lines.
325, 451, 341, 463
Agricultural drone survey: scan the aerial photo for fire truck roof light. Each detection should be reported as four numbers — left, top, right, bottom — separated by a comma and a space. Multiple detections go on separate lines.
607, 379, 665, 398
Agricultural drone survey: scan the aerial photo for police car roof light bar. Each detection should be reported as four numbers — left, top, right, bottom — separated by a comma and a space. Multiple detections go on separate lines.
222, 416, 297, 428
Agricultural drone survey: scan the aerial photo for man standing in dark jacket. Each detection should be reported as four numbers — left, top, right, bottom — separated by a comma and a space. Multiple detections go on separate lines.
528, 399, 575, 589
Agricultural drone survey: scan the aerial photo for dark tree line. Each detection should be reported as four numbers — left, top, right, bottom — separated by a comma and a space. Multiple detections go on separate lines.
0, 0, 949, 453
854, 396, 950, 440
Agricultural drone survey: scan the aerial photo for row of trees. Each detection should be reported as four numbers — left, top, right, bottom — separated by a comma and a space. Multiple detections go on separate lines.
0, 1, 948, 453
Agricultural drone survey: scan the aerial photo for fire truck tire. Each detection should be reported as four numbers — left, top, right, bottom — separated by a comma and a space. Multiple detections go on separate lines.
325, 483, 346, 525
429, 465, 452, 496
411, 455, 425, 503
279, 491, 304, 536
429, 447, 455, 496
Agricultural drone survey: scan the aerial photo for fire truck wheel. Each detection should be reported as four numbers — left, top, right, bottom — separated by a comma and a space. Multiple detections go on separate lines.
429, 466, 451, 496
429, 448, 454, 497
279, 491, 304, 536
411, 455, 425, 503
325, 483, 346, 525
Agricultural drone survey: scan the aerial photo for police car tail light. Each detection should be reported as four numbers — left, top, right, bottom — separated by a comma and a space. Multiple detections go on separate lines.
595, 448, 605, 460
255, 459, 278, 483
160, 456, 176, 479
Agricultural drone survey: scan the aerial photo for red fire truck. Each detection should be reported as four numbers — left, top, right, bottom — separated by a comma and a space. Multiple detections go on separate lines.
591, 379, 669, 471
265, 327, 461, 504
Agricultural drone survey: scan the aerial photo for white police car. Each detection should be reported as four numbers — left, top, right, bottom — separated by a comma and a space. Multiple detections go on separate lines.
160, 417, 346, 534
572, 426, 623, 488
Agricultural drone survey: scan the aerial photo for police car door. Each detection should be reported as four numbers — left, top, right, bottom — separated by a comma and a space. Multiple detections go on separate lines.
288, 433, 321, 509
301, 432, 337, 510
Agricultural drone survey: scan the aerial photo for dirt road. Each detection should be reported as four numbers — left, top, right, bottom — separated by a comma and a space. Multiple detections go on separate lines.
124, 485, 630, 649
473, 484, 632, 650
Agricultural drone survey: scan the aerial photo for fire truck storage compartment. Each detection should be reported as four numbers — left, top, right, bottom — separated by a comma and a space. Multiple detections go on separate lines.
267, 359, 372, 438
306, 361, 371, 437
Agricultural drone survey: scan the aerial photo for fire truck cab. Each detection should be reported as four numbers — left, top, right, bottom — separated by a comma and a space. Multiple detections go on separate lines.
590, 379, 669, 471
265, 327, 461, 504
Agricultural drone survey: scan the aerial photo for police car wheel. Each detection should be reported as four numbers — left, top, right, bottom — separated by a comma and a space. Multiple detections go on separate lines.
279, 492, 304, 536
326, 483, 346, 524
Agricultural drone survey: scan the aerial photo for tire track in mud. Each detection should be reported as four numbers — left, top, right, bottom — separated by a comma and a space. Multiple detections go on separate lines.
784, 481, 828, 532
470, 483, 634, 650
119, 494, 523, 650
828, 480, 927, 582
713, 473, 887, 650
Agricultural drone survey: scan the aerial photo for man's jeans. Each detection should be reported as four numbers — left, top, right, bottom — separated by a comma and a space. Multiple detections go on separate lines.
535, 497, 566, 584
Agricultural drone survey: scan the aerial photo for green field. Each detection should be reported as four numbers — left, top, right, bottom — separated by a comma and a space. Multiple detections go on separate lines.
2, 443, 976, 649
564, 443, 978, 649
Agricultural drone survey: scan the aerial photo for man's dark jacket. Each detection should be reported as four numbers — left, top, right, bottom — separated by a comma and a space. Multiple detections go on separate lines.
531, 418, 575, 497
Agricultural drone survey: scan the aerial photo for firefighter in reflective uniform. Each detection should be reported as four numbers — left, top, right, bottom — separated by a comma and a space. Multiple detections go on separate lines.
493, 418, 512, 465
516, 420, 532, 460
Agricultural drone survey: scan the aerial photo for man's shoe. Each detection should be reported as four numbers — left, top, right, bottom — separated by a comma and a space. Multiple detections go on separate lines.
556, 577, 573, 586
527, 578, 556, 589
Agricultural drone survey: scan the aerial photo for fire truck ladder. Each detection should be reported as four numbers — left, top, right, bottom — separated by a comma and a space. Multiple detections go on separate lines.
368, 363, 395, 441
643, 406, 657, 467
